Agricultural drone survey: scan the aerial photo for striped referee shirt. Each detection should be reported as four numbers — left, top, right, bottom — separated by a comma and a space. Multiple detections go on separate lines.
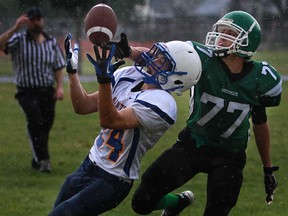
4, 31, 65, 88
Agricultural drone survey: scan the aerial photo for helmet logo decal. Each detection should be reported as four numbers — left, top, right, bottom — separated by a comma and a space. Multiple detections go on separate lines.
221, 18, 234, 23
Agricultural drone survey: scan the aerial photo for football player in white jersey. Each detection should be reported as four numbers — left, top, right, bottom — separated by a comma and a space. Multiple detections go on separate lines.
48, 34, 201, 216
109, 11, 282, 216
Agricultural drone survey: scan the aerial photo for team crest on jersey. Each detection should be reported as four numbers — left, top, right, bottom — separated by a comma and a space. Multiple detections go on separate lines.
221, 88, 238, 97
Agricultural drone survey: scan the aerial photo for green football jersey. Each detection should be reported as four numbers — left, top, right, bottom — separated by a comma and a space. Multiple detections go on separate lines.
186, 41, 282, 153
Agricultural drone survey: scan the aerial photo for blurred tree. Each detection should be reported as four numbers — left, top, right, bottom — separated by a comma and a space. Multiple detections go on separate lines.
18, 0, 53, 14
109, 0, 146, 23
48, 0, 97, 73
271, 0, 288, 46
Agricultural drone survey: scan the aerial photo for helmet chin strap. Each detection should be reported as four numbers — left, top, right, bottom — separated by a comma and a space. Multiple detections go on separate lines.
213, 49, 231, 57
235, 49, 255, 58
214, 47, 254, 58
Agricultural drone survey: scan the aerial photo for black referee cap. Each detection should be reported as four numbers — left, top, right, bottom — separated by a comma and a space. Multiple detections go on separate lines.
27, 7, 43, 19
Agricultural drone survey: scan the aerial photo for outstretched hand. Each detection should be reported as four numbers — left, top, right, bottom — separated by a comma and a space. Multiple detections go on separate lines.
106, 33, 131, 59
86, 44, 125, 84
264, 166, 279, 205
64, 34, 79, 74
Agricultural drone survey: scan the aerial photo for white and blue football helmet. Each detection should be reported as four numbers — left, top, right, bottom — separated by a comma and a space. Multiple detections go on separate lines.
134, 40, 202, 95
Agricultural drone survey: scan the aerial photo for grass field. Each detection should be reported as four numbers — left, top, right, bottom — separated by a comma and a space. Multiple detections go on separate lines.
0, 80, 287, 216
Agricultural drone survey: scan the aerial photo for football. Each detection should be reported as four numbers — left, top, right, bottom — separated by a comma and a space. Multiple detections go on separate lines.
84, 3, 117, 46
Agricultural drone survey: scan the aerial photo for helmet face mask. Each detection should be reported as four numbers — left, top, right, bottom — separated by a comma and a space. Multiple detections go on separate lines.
205, 11, 262, 58
134, 41, 202, 95
135, 43, 174, 86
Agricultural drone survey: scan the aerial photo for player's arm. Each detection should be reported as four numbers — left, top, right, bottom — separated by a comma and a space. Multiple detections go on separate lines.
98, 83, 140, 129
251, 105, 270, 166
69, 73, 99, 114
0, 15, 28, 50
251, 105, 278, 204
253, 123, 271, 167
253, 120, 278, 205
64, 34, 99, 114
253, 61, 281, 167
86, 44, 140, 129
255, 62, 282, 203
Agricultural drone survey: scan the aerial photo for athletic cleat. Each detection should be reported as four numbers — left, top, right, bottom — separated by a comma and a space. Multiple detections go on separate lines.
39, 160, 52, 173
161, 190, 194, 216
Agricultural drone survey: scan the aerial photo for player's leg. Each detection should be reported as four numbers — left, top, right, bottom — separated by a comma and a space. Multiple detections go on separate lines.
50, 156, 132, 216
50, 178, 131, 216
204, 163, 245, 216
52, 157, 92, 207
132, 127, 197, 214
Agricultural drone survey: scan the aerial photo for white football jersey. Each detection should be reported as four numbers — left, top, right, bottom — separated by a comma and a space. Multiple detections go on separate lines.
89, 66, 177, 180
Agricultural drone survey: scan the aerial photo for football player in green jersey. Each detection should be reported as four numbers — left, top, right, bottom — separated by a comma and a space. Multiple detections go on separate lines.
109, 10, 282, 216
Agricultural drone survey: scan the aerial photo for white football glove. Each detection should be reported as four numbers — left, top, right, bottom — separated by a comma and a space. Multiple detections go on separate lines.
64, 34, 79, 74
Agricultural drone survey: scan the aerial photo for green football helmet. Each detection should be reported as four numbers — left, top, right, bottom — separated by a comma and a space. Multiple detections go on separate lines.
205, 10, 262, 58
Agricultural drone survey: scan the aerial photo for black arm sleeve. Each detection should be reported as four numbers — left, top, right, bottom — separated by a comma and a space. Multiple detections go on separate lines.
251, 105, 267, 125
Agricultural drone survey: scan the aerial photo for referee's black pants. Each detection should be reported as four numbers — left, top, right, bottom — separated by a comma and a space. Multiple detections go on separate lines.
15, 87, 56, 162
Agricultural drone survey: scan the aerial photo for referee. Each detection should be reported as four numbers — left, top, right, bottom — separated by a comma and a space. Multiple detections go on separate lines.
0, 7, 65, 172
